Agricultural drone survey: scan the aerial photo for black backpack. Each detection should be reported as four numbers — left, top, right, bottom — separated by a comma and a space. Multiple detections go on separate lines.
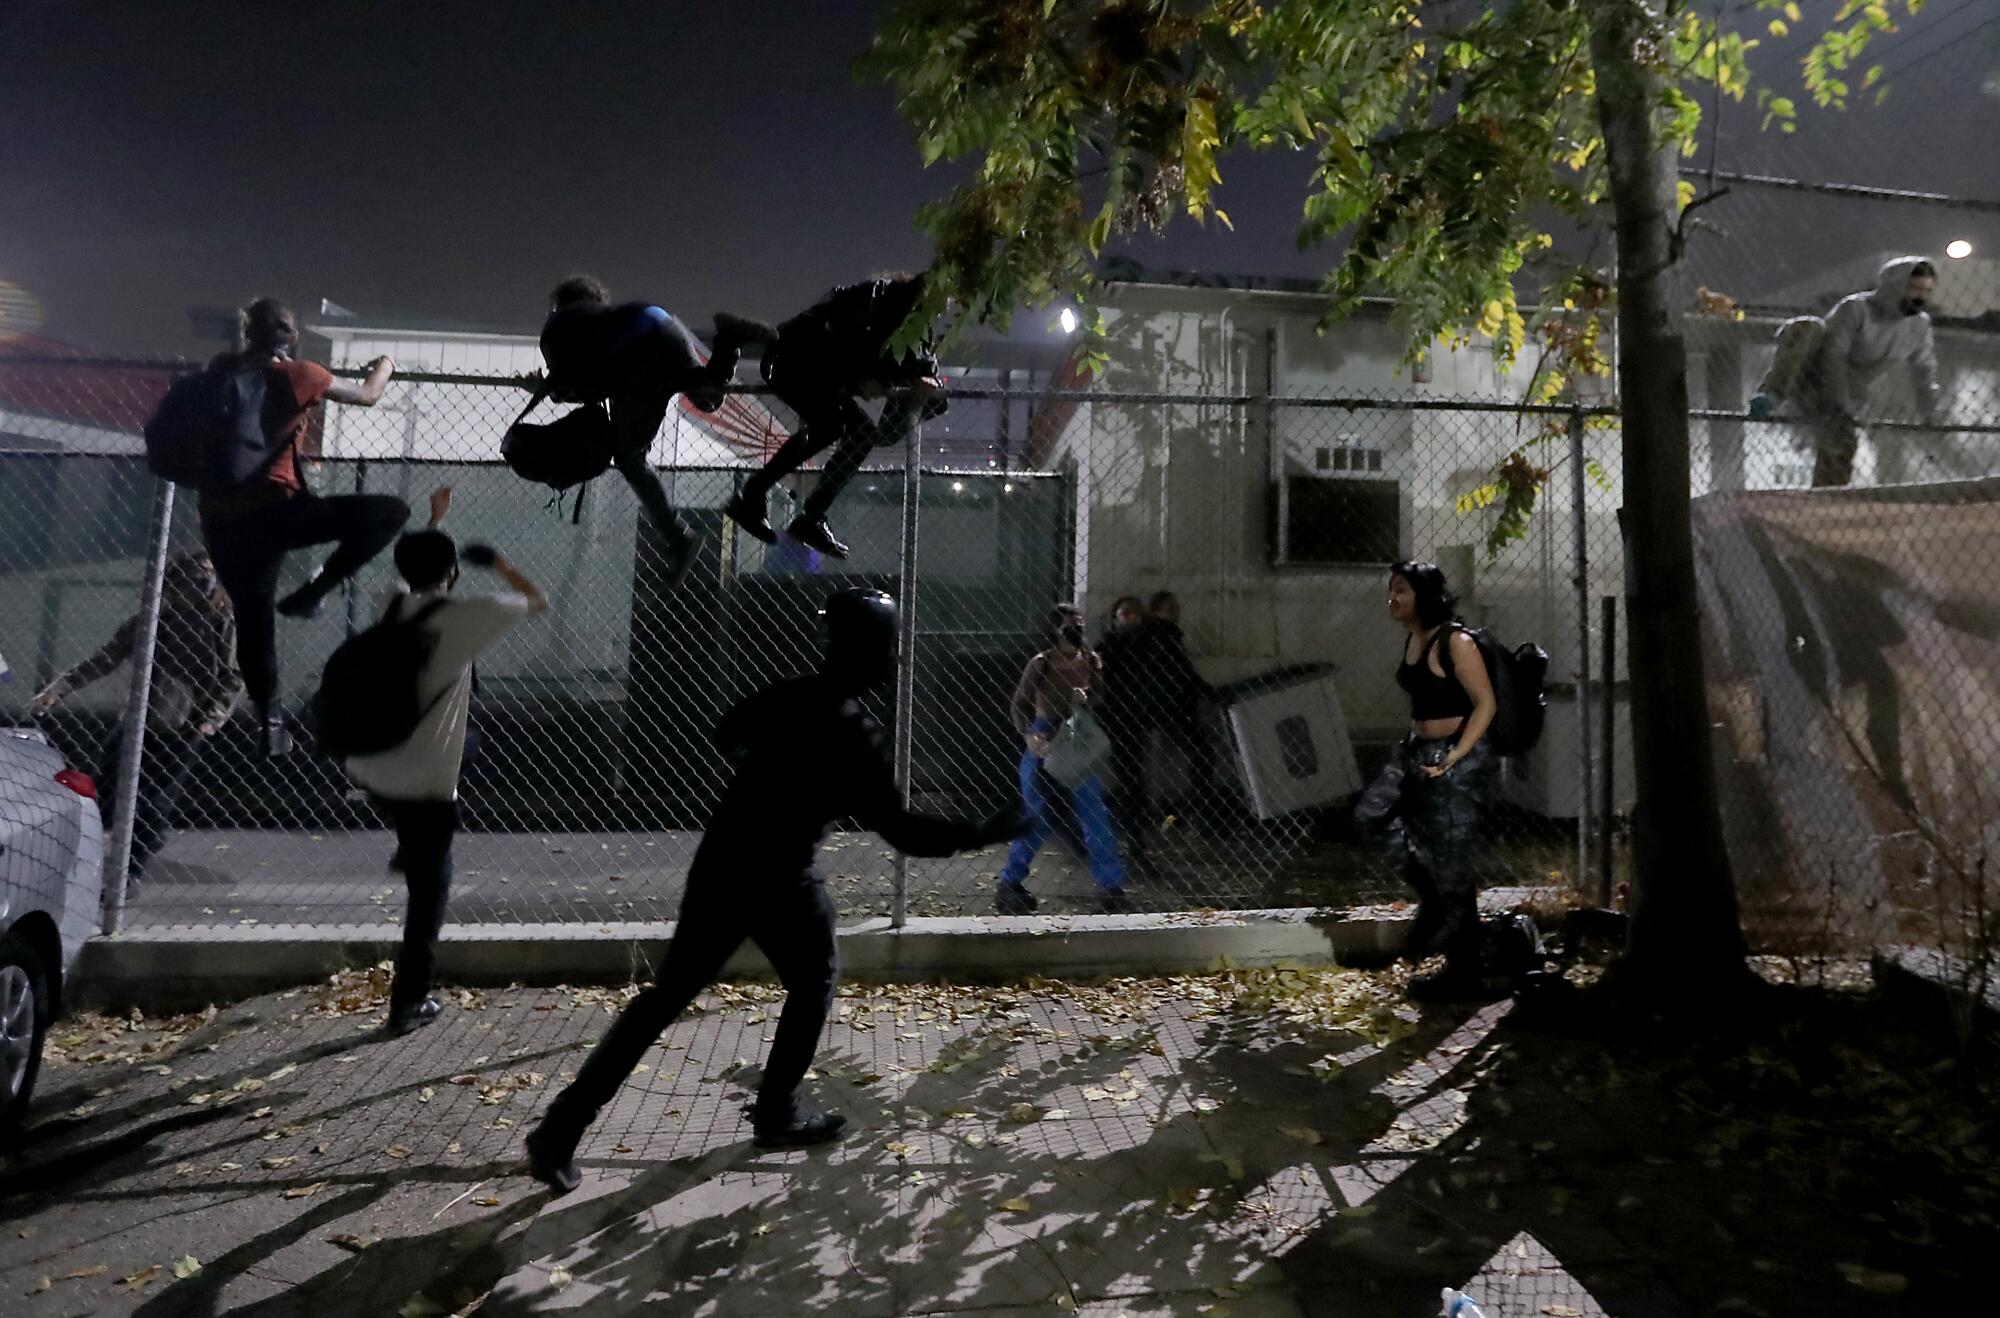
311, 598, 452, 760
500, 381, 615, 519
142, 362, 284, 491
1442, 623, 1550, 757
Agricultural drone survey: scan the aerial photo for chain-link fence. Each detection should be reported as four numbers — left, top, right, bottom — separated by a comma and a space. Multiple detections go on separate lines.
1, 279, 1997, 976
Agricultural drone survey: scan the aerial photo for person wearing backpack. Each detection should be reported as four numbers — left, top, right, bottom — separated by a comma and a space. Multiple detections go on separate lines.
194, 298, 409, 757
524, 589, 1026, 1193
1352, 561, 1501, 1003
532, 276, 763, 589
340, 526, 545, 1036
720, 272, 947, 560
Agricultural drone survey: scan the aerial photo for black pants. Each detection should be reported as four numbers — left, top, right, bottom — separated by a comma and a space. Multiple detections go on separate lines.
1111, 714, 1217, 846
604, 324, 754, 545
203, 492, 411, 707
743, 356, 923, 520
380, 798, 459, 1012
98, 726, 205, 881
547, 869, 839, 1129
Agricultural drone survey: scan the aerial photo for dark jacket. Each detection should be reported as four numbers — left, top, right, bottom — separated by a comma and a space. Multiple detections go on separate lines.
771, 278, 939, 389
539, 301, 705, 403
696, 674, 985, 878
1105, 617, 1209, 728
45, 591, 241, 736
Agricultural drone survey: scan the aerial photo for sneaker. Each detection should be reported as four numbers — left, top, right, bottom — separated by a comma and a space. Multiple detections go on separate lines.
1097, 888, 1134, 915
724, 491, 778, 545
753, 1103, 847, 1149
786, 515, 849, 560
994, 882, 1038, 915
524, 1120, 584, 1196
386, 996, 443, 1036
259, 715, 293, 759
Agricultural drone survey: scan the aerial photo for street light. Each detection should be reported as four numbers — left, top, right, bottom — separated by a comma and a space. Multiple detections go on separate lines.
1946, 239, 1974, 259
1058, 307, 1080, 335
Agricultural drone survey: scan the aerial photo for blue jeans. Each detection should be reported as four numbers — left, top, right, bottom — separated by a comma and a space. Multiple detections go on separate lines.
1001, 732, 1125, 892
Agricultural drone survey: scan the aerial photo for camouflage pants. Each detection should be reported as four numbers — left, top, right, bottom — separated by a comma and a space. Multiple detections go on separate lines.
1354, 734, 1495, 958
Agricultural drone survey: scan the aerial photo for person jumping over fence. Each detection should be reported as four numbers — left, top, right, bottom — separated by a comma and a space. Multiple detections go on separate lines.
1352, 562, 1500, 1002
28, 549, 242, 895
525, 588, 1025, 1193
340, 509, 545, 1036
197, 298, 408, 757
995, 603, 1129, 916
721, 272, 947, 560
1747, 255, 1944, 488
534, 276, 768, 589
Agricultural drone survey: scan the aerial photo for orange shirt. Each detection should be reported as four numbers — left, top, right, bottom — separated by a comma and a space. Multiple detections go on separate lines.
198, 358, 332, 519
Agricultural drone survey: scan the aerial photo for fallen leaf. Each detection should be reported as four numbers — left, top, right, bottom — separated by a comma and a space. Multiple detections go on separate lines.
26, 1277, 50, 1294
417, 1087, 434, 1104
1542, 1307, 1582, 1317
259, 1155, 296, 1170
283, 1183, 327, 1200
171, 1255, 201, 1280
327, 1234, 372, 1253
1278, 1125, 1324, 1145
246, 1107, 274, 1120
751, 1221, 774, 1237
549, 1264, 574, 1291
119, 1264, 164, 1296
884, 1140, 916, 1158
386, 1144, 412, 1159
1001, 1196, 1033, 1212
1837, 1263, 1908, 1295
266, 1063, 298, 1081
471, 1197, 501, 1208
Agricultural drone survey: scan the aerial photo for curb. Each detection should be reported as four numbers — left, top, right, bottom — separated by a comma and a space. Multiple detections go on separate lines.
77, 909, 1413, 1012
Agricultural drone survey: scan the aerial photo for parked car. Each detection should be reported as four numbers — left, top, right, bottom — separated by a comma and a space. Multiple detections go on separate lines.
0, 727, 104, 1135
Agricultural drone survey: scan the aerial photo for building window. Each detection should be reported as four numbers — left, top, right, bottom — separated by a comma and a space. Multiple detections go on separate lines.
1272, 475, 1401, 566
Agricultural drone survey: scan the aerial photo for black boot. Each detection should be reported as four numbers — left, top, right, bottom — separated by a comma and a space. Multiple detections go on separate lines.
385, 996, 442, 1035
1408, 907, 1498, 1003
786, 514, 849, 560
752, 1100, 847, 1149
525, 1115, 585, 1195
275, 578, 328, 619
724, 490, 778, 544
994, 882, 1038, 915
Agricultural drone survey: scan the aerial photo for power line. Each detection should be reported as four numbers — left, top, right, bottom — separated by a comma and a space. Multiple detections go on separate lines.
1876, 10, 2000, 82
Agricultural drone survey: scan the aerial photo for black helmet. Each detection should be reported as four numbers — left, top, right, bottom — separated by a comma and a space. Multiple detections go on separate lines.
821, 588, 899, 689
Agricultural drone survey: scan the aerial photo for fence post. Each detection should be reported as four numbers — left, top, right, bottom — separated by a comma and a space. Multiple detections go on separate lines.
102, 476, 175, 935
890, 430, 922, 930
1599, 594, 1618, 908
1568, 404, 1594, 896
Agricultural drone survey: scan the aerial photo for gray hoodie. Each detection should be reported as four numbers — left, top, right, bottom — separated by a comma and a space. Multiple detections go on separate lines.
1816, 255, 1940, 419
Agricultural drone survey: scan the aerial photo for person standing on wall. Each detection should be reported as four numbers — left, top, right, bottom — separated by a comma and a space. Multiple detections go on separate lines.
721, 272, 947, 560
198, 297, 408, 757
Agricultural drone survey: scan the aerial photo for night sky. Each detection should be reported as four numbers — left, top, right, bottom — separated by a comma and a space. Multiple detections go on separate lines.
1, 0, 1993, 357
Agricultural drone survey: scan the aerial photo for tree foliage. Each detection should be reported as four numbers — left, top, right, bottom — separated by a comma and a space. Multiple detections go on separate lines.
861, 0, 1920, 546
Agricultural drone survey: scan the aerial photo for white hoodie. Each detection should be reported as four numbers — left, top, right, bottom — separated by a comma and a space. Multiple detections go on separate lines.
1815, 255, 1940, 419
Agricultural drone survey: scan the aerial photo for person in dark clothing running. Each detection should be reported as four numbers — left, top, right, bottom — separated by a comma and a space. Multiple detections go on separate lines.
199, 298, 408, 756
1351, 562, 1500, 1002
29, 549, 242, 893
721, 273, 947, 560
525, 589, 1024, 1193
536, 276, 766, 589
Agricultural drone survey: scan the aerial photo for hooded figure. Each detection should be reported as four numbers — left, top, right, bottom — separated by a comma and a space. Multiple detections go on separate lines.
525, 589, 1025, 1194
1749, 255, 1942, 488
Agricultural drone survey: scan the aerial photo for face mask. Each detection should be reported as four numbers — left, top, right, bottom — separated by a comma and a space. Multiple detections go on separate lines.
1900, 297, 1926, 317
1060, 624, 1085, 647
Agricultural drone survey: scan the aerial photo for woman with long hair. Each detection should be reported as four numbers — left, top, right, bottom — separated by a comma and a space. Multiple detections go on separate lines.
1353, 561, 1499, 1000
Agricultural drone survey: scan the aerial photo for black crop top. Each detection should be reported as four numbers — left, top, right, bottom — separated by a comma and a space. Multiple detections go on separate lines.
1396, 628, 1474, 722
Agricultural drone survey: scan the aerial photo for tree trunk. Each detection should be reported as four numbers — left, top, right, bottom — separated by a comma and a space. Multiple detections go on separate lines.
1587, 0, 1751, 995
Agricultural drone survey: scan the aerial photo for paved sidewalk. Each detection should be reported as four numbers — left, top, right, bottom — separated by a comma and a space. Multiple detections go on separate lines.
0, 966, 1933, 1316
